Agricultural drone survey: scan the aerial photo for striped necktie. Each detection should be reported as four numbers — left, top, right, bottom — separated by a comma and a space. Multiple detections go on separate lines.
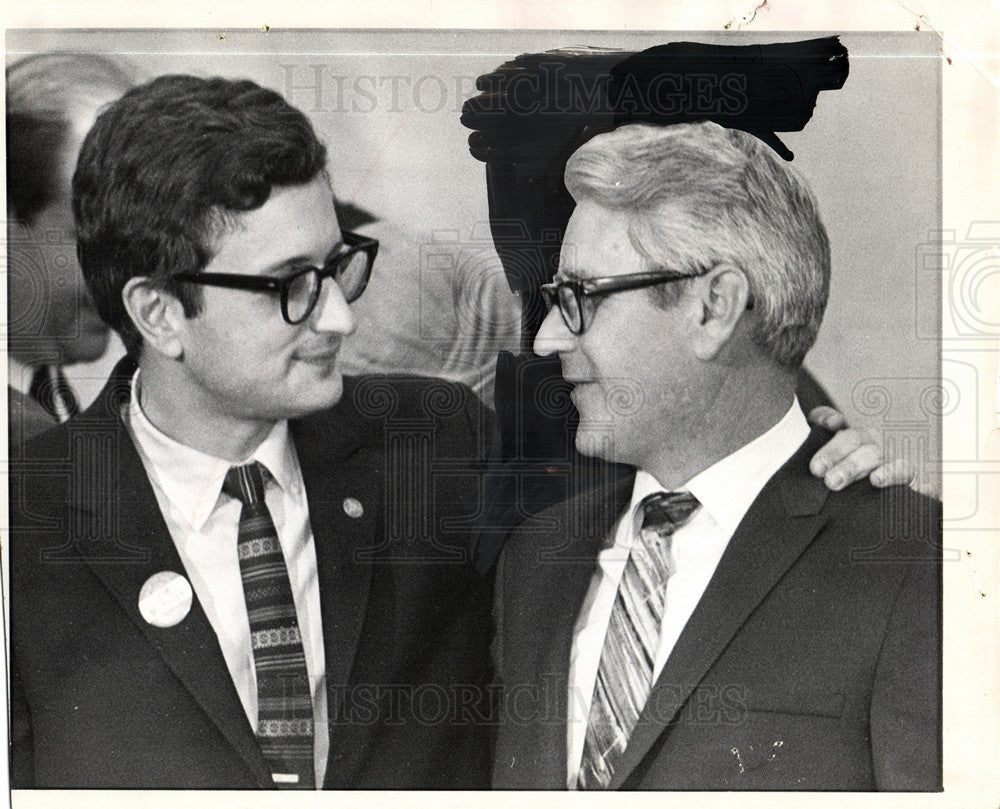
224, 462, 315, 789
577, 490, 701, 789
29, 364, 80, 423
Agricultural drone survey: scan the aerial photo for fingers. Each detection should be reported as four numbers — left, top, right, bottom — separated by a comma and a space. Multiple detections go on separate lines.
809, 419, 917, 491
809, 426, 883, 489
807, 405, 847, 432
869, 458, 916, 488
809, 428, 861, 478
822, 443, 883, 491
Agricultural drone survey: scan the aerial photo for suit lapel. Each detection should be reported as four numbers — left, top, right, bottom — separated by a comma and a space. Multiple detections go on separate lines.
66, 360, 272, 787
289, 386, 378, 785
508, 472, 633, 787
535, 472, 635, 673
608, 430, 832, 789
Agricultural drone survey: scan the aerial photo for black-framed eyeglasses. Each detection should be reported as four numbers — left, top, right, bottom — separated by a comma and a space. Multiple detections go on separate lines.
540, 269, 703, 335
174, 230, 379, 325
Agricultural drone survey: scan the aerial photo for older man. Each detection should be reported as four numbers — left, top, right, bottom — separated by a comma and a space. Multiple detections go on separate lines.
491, 122, 941, 791
9, 74, 493, 789
6, 53, 133, 447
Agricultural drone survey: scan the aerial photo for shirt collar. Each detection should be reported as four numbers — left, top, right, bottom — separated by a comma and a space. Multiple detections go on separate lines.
630, 397, 810, 537
126, 369, 296, 532
8, 355, 37, 397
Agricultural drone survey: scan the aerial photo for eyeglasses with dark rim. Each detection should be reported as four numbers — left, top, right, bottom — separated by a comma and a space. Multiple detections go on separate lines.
540, 269, 704, 335
173, 230, 379, 325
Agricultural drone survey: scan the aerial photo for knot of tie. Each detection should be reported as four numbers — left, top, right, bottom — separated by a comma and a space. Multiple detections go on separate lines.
639, 490, 701, 535
223, 462, 269, 507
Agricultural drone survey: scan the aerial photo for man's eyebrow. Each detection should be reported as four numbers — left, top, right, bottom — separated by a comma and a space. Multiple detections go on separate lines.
553, 257, 583, 280
257, 256, 312, 277
260, 243, 345, 276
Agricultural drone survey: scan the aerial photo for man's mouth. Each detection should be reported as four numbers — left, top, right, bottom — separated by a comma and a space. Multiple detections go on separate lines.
566, 380, 595, 406
295, 346, 340, 364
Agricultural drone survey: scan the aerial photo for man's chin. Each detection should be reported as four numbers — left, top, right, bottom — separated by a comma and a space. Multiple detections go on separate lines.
298, 370, 345, 413
573, 421, 620, 463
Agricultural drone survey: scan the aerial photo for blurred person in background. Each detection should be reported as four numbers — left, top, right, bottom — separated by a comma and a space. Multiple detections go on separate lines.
6, 52, 133, 448
337, 212, 520, 408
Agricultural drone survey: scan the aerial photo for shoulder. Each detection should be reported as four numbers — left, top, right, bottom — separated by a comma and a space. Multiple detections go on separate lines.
832, 478, 941, 515
12, 419, 77, 506
498, 468, 633, 565
782, 476, 942, 611
297, 373, 493, 453
17, 388, 128, 460
12, 387, 132, 532
342, 373, 483, 420
770, 427, 941, 559
819, 479, 941, 551
8, 386, 56, 450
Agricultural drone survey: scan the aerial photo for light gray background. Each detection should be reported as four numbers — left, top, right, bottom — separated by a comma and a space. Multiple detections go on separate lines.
6, 29, 942, 488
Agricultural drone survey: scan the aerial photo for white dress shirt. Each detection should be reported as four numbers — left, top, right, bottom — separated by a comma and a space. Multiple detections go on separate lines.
566, 398, 810, 787
125, 371, 329, 788
8, 355, 35, 397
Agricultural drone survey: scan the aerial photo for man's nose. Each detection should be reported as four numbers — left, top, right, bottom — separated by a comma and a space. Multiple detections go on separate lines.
533, 304, 575, 357
309, 278, 357, 335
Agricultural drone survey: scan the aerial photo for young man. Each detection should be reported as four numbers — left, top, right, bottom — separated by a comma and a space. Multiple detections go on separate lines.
9, 75, 493, 789
491, 122, 941, 791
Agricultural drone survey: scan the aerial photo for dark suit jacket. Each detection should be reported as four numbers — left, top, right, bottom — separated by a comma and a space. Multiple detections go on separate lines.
491, 428, 942, 791
10, 358, 495, 789
8, 384, 56, 453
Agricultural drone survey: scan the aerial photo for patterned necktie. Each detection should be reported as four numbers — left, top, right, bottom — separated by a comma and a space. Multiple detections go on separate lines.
29, 364, 80, 423
577, 490, 701, 790
224, 462, 315, 789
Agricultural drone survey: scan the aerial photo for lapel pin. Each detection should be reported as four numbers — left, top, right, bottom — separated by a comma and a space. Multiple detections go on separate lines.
343, 497, 364, 519
138, 570, 193, 628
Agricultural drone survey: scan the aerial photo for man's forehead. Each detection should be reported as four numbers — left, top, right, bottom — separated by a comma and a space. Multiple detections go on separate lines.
203, 177, 340, 272
558, 204, 647, 279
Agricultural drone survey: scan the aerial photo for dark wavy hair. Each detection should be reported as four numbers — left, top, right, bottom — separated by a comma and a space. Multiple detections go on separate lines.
72, 74, 328, 357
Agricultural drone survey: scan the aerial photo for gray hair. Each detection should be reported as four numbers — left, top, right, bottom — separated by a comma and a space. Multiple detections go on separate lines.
6, 52, 134, 120
564, 121, 830, 369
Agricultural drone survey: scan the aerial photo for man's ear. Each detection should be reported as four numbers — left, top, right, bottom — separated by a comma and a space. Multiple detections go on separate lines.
121, 277, 187, 360
690, 263, 753, 361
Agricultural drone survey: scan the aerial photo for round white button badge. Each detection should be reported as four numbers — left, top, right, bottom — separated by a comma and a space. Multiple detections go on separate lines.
138, 571, 193, 628
343, 497, 364, 519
